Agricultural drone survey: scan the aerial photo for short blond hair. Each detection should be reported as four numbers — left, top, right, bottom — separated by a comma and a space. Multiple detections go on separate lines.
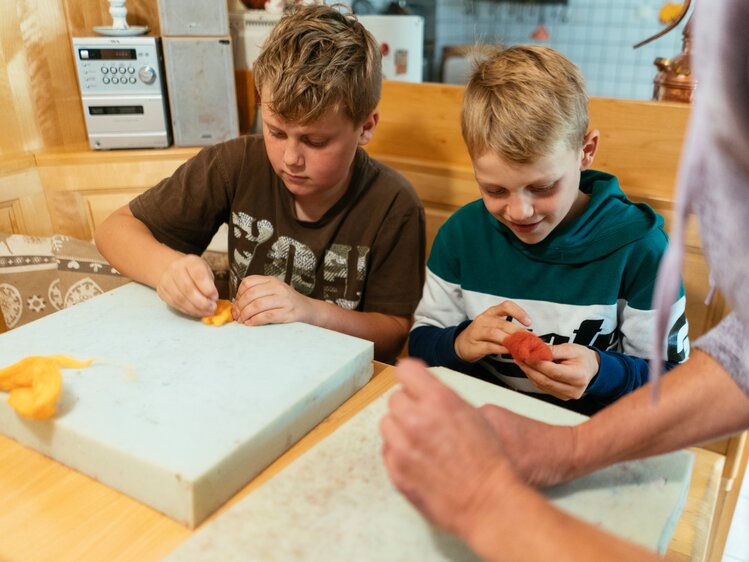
461, 45, 589, 163
253, 5, 381, 125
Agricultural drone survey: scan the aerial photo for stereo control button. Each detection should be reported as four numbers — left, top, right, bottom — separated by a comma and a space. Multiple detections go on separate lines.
138, 65, 156, 84
101, 66, 109, 74
118, 66, 126, 74
103, 77, 110, 84
129, 77, 136, 84
112, 77, 119, 84
128, 66, 135, 74
110, 66, 117, 74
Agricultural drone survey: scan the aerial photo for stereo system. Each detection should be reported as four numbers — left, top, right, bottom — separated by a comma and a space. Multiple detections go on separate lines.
73, 36, 171, 150
73, 0, 239, 150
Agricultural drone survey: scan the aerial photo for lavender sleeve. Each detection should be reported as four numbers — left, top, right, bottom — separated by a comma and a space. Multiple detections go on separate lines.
694, 314, 749, 397
649, 0, 749, 397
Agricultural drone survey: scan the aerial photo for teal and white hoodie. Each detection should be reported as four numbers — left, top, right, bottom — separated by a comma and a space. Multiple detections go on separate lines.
409, 170, 690, 415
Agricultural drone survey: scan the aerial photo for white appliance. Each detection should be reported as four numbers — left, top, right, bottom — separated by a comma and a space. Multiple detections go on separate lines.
72, 36, 171, 150
229, 11, 282, 71
229, 11, 424, 82
357, 15, 423, 82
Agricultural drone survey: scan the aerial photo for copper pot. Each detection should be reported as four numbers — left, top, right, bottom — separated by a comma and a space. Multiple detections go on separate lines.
634, 0, 695, 103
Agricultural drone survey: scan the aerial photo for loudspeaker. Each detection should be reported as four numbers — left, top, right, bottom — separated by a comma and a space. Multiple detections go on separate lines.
162, 38, 239, 146
158, 0, 229, 37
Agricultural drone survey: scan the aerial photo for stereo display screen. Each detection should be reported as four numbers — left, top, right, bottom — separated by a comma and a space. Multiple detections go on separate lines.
79, 48, 137, 60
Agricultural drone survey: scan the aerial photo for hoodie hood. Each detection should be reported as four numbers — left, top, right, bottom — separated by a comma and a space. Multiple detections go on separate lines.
490, 170, 663, 265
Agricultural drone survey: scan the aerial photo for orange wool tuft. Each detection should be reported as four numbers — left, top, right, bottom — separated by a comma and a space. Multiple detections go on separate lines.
201, 300, 234, 326
504, 330, 553, 363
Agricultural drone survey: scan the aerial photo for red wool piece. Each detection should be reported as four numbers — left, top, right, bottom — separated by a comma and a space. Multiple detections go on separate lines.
504, 330, 553, 362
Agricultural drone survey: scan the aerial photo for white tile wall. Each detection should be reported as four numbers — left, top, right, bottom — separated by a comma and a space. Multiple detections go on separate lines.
427, 0, 688, 99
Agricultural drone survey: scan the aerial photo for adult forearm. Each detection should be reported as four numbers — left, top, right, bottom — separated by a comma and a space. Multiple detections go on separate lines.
95, 206, 183, 289
311, 301, 409, 362
571, 350, 749, 478
462, 467, 658, 562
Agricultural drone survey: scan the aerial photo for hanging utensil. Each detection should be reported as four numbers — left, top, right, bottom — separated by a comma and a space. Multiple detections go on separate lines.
633, 0, 695, 103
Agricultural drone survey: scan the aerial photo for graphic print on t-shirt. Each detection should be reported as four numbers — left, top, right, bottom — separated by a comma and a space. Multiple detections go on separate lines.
230, 211, 368, 309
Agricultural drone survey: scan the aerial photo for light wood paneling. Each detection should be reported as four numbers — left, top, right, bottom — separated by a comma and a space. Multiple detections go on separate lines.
36, 145, 200, 239
0, 0, 161, 155
63, 0, 160, 37
0, 0, 87, 153
0, 159, 52, 235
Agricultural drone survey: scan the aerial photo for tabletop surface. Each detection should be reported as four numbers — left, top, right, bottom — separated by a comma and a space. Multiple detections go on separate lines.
0, 362, 722, 562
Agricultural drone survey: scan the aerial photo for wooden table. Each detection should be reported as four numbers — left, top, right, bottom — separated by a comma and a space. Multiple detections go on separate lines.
0, 363, 722, 562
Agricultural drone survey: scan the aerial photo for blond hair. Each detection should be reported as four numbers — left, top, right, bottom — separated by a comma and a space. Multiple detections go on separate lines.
253, 5, 381, 125
461, 45, 589, 163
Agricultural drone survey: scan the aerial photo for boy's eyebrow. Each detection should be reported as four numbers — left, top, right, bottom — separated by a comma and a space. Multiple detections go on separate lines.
477, 171, 560, 188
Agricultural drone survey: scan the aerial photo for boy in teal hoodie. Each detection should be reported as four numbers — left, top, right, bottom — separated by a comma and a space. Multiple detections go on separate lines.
409, 45, 689, 415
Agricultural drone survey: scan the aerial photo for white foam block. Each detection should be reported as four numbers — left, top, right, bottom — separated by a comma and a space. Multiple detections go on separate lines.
0, 283, 373, 527
165, 367, 693, 560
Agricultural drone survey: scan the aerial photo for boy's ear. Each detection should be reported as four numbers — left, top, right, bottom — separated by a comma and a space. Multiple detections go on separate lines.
357, 111, 379, 146
580, 129, 600, 170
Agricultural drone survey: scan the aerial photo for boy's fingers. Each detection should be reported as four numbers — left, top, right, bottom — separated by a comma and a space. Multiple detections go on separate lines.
193, 266, 219, 300
487, 301, 531, 325
549, 344, 580, 361
521, 365, 577, 398
240, 275, 274, 289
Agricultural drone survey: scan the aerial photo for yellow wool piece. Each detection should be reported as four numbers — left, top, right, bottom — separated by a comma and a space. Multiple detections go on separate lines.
201, 299, 234, 326
658, 2, 684, 24
0, 355, 93, 420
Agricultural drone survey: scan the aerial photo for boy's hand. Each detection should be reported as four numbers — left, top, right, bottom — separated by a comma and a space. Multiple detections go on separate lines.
233, 275, 316, 326
454, 301, 532, 363
156, 254, 219, 317
516, 343, 600, 400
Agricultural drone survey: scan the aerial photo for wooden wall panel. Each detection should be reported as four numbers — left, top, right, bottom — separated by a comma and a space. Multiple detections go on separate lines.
63, 0, 160, 38
1, 0, 86, 152
0, 0, 42, 153
36, 146, 199, 239
0, 0, 161, 155
0, 165, 53, 235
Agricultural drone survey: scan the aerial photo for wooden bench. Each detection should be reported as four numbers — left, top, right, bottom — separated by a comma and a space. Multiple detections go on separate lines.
0, 80, 745, 561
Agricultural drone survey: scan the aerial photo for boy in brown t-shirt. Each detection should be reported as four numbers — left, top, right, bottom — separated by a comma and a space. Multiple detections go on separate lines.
95, 6, 425, 362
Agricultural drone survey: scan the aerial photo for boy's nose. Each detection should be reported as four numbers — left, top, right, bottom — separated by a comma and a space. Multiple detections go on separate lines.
506, 195, 534, 221
283, 142, 304, 167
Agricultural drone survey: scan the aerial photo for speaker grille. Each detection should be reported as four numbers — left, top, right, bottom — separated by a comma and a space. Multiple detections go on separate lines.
158, 0, 229, 36
163, 38, 239, 146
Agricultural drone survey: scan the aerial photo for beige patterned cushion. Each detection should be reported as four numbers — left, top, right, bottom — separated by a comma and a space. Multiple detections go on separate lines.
0, 233, 129, 330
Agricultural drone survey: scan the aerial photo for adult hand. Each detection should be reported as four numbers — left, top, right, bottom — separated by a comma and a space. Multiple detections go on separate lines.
518, 343, 600, 400
477, 404, 582, 488
380, 358, 522, 538
233, 275, 317, 325
156, 254, 218, 317
454, 300, 532, 363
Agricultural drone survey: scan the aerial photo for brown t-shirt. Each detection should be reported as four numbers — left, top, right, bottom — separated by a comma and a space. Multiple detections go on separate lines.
130, 135, 425, 316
